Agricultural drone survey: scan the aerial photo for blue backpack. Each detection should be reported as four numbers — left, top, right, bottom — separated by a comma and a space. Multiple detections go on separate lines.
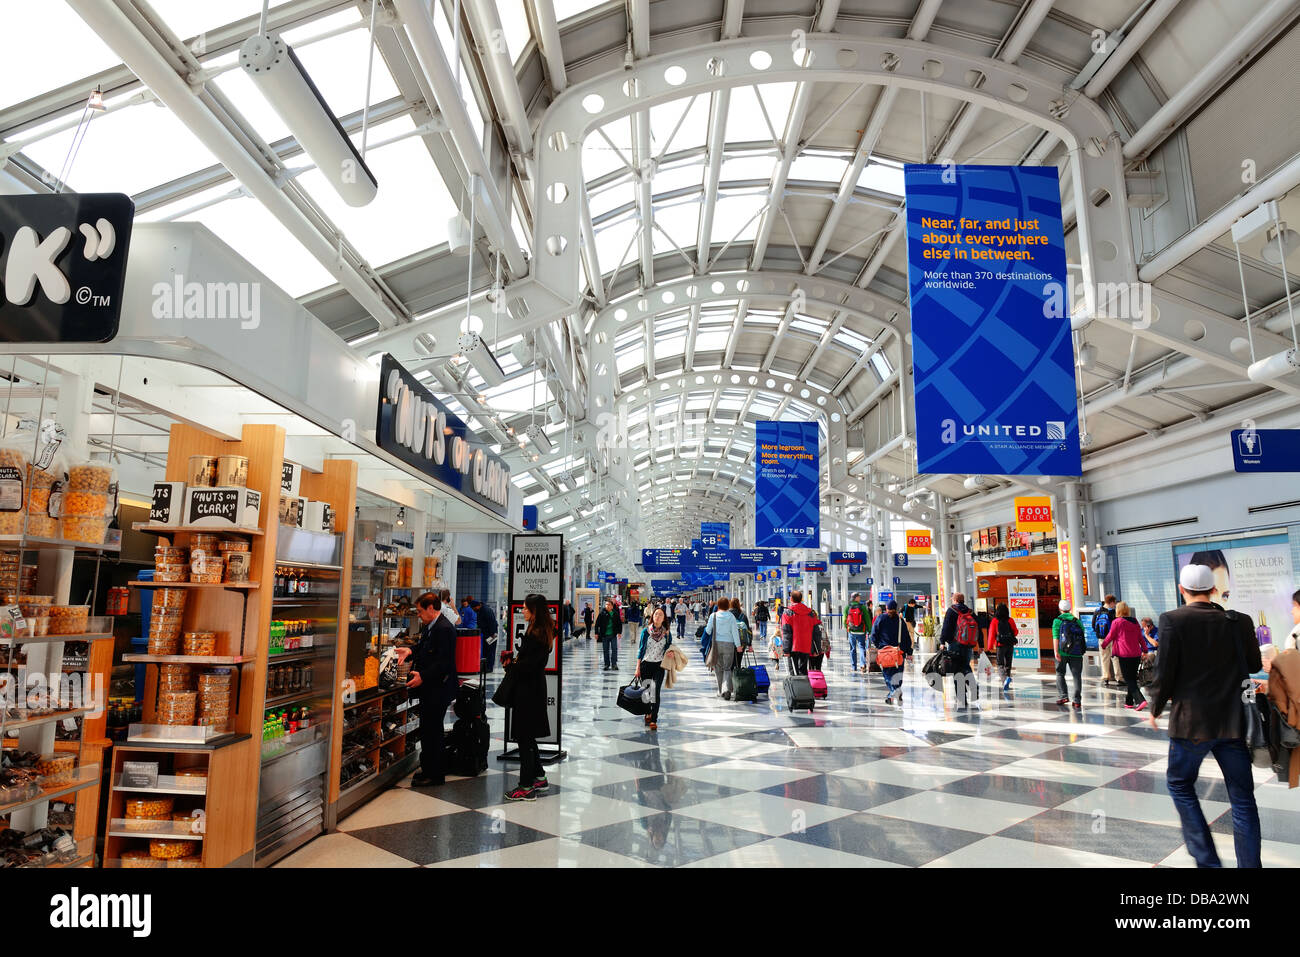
1059, 617, 1087, 657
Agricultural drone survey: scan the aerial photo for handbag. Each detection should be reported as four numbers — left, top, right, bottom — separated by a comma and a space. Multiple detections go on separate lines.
491, 667, 516, 708
1228, 611, 1270, 767
877, 644, 904, 669
617, 679, 652, 716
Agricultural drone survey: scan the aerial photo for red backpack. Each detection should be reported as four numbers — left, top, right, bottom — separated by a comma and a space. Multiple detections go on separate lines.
955, 609, 980, 646
847, 604, 864, 630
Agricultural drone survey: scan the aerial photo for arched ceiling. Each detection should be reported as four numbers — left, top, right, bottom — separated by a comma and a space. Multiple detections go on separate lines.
7, 0, 1299, 576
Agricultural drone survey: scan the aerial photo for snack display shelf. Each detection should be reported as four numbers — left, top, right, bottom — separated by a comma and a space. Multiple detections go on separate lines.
14, 837, 96, 869
132, 523, 263, 537
111, 774, 208, 796
1, 708, 89, 733
0, 632, 115, 646
129, 580, 260, 590
339, 768, 377, 796
266, 648, 331, 665
0, 764, 101, 816
377, 732, 406, 750
261, 726, 323, 764
122, 650, 260, 665
0, 533, 122, 553
108, 820, 205, 840
342, 686, 403, 710
272, 597, 339, 607
275, 560, 344, 571
263, 689, 317, 710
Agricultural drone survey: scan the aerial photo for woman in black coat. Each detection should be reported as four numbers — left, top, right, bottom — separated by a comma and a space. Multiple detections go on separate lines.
501, 593, 554, 801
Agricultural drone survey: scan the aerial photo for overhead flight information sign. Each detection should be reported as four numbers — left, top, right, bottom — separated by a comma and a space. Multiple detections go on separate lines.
903, 164, 1082, 477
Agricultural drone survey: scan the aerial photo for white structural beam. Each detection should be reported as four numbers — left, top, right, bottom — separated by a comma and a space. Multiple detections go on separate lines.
1082, 0, 1183, 99
1120, 0, 1299, 163
392, 0, 528, 277
65, 0, 407, 330
748, 0, 843, 270
464, 0, 535, 156
529, 0, 568, 94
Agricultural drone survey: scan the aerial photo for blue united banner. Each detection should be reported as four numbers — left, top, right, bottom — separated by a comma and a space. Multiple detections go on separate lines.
902, 164, 1082, 476
755, 420, 819, 548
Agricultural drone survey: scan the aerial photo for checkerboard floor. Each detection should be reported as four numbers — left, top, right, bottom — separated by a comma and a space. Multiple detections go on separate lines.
276, 632, 1300, 868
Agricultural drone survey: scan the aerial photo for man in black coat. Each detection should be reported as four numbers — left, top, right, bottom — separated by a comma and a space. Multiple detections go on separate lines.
406, 592, 459, 787
472, 599, 498, 673
1149, 563, 1262, 867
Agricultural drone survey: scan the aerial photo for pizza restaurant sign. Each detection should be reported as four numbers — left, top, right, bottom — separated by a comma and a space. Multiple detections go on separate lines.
376, 354, 511, 516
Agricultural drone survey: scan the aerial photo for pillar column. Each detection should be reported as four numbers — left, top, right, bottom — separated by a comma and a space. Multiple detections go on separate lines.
1064, 481, 1086, 610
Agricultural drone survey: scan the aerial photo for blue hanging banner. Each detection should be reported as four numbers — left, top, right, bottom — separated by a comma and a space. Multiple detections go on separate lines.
755, 420, 820, 547
902, 164, 1082, 477
803, 560, 828, 573
701, 522, 730, 547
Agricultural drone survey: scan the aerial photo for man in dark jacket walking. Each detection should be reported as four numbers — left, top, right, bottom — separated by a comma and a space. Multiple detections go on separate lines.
870, 600, 913, 704
405, 592, 458, 787
595, 599, 622, 670
1150, 564, 1262, 867
939, 593, 982, 708
471, 599, 498, 673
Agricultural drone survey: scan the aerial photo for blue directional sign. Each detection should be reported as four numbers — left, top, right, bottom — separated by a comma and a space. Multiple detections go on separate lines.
829, 551, 867, 565
701, 522, 730, 547
585, 581, 601, 588
849, 565, 862, 575
641, 547, 781, 572
878, 590, 895, 604
892, 553, 909, 566
866, 577, 874, 586
894, 577, 901, 584
803, 560, 828, 572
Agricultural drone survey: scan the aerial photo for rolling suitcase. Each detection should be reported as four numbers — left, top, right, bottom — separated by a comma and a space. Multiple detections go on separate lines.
753, 663, 771, 696
732, 663, 758, 702
784, 672, 815, 711
807, 669, 828, 698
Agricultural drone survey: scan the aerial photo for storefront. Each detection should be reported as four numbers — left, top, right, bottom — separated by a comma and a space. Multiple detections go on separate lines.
0, 222, 524, 867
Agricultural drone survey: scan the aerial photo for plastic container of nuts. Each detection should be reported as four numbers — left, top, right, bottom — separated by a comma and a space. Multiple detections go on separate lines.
68, 464, 114, 493
148, 838, 192, 860
124, 797, 173, 830
190, 554, 224, 584
168, 854, 202, 868
153, 588, 188, 611
182, 632, 216, 656
36, 753, 76, 786
23, 616, 50, 637
153, 562, 188, 583
157, 665, 193, 691
155, 545, 188, 563
147, 635, 179, 656
119, 849, 165, 868
47, 605, 89, 635
59, 516, 109, 545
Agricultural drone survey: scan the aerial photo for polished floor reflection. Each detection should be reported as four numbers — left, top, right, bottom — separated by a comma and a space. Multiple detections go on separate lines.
278, 630, 1300, 868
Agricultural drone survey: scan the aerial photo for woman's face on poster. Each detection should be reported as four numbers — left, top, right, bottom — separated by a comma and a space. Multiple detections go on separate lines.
1211, 564, 1231, 604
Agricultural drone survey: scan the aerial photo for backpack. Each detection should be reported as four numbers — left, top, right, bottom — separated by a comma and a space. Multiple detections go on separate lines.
1093, 608, 1112, 641
847, 604, 864, 630
955, 609, 979, 646
996, 619, 1018, 645
1059, 617, 1086, 656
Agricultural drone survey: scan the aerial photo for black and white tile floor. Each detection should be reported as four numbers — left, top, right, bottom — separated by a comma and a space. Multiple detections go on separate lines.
277, 632, 1300, 868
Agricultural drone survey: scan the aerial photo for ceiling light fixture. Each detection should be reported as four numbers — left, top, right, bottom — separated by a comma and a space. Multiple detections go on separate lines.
240, 32, 378, 206
395, 507, 406, 528
458, 332, 506, 387
87, 86, 105, 112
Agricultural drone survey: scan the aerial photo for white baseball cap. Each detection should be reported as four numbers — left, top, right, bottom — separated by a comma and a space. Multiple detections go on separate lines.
1180, 563, 1217, 591
1058, 599, 1071, 612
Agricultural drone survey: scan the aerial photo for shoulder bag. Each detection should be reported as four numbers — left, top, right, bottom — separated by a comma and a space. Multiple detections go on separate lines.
1227, 611, 1270, 767
491, 667, 516, 708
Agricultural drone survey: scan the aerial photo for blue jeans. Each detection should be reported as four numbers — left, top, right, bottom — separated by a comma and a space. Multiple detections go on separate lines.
757, 620, 768, 638
848, 632, 867, 669
602, 632, 618, 668
676, 616, 686, 639
1166, 737, 1261, 868
882, 666, 903, 697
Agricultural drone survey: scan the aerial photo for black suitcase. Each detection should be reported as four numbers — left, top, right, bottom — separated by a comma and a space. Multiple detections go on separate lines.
445, 716, 489, 776
784, 673, 815, 711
